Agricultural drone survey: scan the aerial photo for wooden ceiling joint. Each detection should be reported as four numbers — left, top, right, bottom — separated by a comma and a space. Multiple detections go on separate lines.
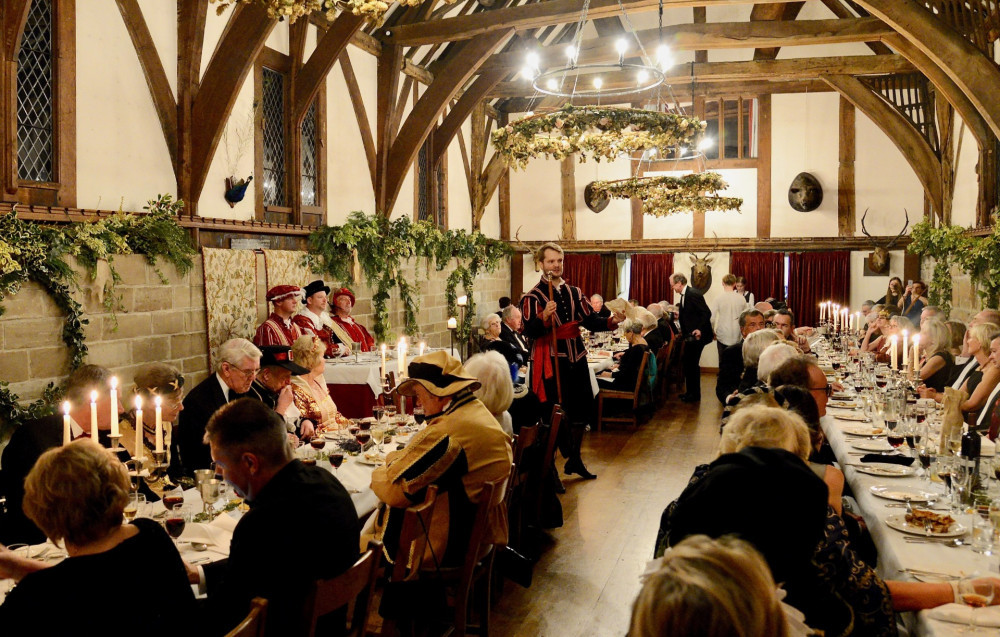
818, 0, 893, 54
749, 2, 805, 60
292, 11, 366, 126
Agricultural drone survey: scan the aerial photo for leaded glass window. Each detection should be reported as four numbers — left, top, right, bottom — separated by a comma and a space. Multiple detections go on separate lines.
300, 101, 317, 207
261, 68, 286, 207
17, 0, 54, 182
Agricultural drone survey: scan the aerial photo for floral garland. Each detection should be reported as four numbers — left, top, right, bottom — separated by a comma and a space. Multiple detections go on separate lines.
210, 0, 451, 25
304, 212, 510, 343
491, 105, 707, 170
589, 173, 743, 217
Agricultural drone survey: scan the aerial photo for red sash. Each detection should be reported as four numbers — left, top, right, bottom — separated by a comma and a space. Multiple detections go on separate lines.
532, 321, 581, 403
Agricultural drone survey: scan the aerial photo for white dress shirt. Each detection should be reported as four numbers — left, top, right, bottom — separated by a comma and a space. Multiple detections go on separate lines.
712, 289, 750, 347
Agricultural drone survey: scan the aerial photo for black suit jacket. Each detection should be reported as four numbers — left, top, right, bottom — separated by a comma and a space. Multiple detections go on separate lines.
177, 374, 230, 474
499, 322, 529, 356
716, 339, 745, 404
204, 460, 360, 636
644, 329, 665, 355
678, 287, 714, 341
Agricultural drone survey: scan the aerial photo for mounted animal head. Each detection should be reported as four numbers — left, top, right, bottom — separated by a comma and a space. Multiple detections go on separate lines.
688, 233, 719, 293
788, 173, 823, 212
861, 209, 909, 275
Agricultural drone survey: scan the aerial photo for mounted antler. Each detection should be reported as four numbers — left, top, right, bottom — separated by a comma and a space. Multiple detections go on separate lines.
514, 226, 539, 271
860, 208, 879, 248
885, 209, 910, 250
861, 209, 909, 274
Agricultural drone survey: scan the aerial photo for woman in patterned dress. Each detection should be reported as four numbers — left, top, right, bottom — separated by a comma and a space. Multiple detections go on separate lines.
290, 335, 350, 434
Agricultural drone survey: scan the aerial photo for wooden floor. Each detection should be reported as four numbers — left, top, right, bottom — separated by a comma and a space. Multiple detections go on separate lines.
491, 376, 723, 637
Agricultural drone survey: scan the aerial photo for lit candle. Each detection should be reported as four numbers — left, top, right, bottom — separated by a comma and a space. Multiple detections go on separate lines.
890, 335, 898, 370
380, 343, 387, 382
62, 401, 71, 446
842, 308, 848, 331
447, 317, 458, 329
902, 330, 909, 367
833, 305, 839, 330
855, 312, 861, 336
90, 390, 99, 441
109, 377, 119, 438
154, 395, 163, 453
134, 396, 144, 461
456, 295, 468, 307
419, 341, 426, 357
397, 338, 406, 377
912, 334, 921, 371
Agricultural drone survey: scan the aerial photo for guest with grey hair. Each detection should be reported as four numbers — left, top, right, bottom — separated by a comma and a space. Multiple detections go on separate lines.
597, 318, 650, 392
177, 338, 262, 475
499, 304, 530, 364
481, 313, 524, 367
464, 351, 516, 436
740, 329, 783, 392
757, 342, 799, 385
590, 294, 611, 318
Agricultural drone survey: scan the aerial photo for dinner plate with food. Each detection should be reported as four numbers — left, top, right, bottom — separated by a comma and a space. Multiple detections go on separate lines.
869, 485, 938, 502
852, 440, 895, 452
828, 400, 859, 409
853, 463, 916, 477
886, 510, 966, 537
834, 413, 871, 423
841, 425, 885, 436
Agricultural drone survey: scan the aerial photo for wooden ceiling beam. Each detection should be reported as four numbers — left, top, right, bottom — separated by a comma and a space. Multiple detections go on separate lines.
481, 17, 892, 73
487, 53, 913, 98
4, 0, 32, 60
750, 2, 805, 60
292, 12, 365, 126
821, 73, 943, 217
431, 66, 508, 167
382, 0, 791, 46
818, 0, 892, 54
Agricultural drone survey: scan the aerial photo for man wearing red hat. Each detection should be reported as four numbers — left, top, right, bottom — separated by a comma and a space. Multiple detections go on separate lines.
329, 288, 375, 352
255, 285, 303, 348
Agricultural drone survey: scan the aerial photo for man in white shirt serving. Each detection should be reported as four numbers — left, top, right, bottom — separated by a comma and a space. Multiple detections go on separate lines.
712, 274, 749, 360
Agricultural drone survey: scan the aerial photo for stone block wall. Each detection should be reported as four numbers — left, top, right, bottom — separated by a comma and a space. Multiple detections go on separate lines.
0, 253, 511, 404
919, 259, 981, 322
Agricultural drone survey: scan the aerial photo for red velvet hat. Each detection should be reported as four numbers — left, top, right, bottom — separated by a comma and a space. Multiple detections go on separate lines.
266, 285, 301, 302
332, 287, 356, 305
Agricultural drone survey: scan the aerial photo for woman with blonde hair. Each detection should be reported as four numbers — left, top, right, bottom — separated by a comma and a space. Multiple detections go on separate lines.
290, 334, 350, 436
0, 440, 196, 632
630, 535, 791, 637
920, 322, 1000, 415
915, 318, 955, 392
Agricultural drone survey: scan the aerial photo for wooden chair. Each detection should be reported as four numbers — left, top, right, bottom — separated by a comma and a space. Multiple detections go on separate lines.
653, 342, 671, 405
225, 598, 268, 637
596, 351, 650, 431
662, 337, 686, 397
302, 541, 382, 637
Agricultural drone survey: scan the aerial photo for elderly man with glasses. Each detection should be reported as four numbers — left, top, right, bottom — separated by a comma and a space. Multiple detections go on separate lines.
176, 338, 262, 475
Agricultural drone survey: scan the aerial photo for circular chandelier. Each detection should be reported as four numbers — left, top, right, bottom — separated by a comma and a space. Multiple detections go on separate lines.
586, 174, 744, 217
521, 40, 671, 99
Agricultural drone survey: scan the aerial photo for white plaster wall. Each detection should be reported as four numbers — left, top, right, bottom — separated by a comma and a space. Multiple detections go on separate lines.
673, 251, 732, 368
509, 160, 562, 240
854, 109, 925, 235
705, 168, 757, 238
575, 156, 632, 241
447, 118, 473, 232
951, 120, 981, 228
328, 47, 376, 223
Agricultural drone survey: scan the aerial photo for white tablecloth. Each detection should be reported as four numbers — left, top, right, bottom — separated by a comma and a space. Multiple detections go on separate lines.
323, 348, 453, 394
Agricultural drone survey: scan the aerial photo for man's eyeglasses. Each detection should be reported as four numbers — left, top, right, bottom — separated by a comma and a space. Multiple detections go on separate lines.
227, 364, 259, 378
809, 384, 833, 397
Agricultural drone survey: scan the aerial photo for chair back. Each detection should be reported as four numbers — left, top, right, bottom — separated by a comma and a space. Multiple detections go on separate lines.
512, 424, 539, 470
390, 485, 440, 581
302, 541, 382, 637
225, 598, 268, 637
630, 351, 650, 408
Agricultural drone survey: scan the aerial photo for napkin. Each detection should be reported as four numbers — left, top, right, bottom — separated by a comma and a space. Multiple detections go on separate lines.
180, 517, 235, 548
860, 454, 914, 466
926, 603, 1000, 627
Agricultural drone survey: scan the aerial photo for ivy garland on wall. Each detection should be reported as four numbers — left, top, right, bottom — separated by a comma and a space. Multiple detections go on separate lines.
0, 195, 195, 435
304, 211, 511, 344
907, 212, 1000, 314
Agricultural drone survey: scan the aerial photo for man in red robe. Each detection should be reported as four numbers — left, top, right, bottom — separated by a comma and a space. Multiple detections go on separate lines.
254, 285, 303, 348
292, 280, 349, 358
330, 288, 375, 352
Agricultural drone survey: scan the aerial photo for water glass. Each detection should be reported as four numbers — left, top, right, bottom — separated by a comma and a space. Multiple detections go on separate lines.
971, 514, 995, 554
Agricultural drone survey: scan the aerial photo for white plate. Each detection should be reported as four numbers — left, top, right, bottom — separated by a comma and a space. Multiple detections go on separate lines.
886, 514, 966, 538
852, 440, 895, 452
854, 463, 916, 477
835, 413, 871, 423
869, 485, 938, 502
841, 425, 885, 436
829, 400, 859, 409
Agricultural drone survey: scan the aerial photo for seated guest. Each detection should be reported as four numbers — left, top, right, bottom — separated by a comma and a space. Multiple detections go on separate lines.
293, 279, 349, 358
190, 399, 360, 636
945, 319, 966, 357
247, 345, 309, 438
0, 441, 197, 634
916, 319, 956, 392
120, 363, 185, 487
948, 311, 1000, 385
716, 309, 766, 404
465, 351, 516, 436
930, 323, 1000, 413
369, 352, 512, 566
330, 287, 375, 352
754, 301, 773, 313
757, 341, 799, 385
921, 304, 945, 326
657, 301, 680, 342
861, 308, 896, 353
598, 319, 650, 392
290, 335, 350, 434
772, 384, 843, 513
861, 299, 875, 315
254, 285, 303, 347
630, 535, 793, 637
870, 313, 913, 363
590, 294, 612, 318
481, 313, 524, 367
1, 365, 124, 544
769, 355, 831, 418
771, 309, 810, 353
636, 308, 664, 354
177, 338, 261, 474
499, 305, 530, 363
737, 329, 783, 393
876, 276, 904, 307
899, 280, 929, 324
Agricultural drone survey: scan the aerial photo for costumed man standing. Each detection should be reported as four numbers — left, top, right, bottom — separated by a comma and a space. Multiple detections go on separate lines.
520, 242, 624, 480
670, 272, 714, 403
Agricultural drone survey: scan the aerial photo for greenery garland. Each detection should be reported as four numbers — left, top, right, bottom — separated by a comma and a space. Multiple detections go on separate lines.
304, 212, 511, 343
0, 197, 195, 436
589, 173, 743, 217
491, 105, 707, 170
210, 0, 451, 25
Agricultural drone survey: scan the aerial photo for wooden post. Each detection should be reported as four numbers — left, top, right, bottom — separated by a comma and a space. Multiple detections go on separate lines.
561, 155, 576, 240
838, 96, 855, 237
630, 154, 643, 240
756, 94, 772, 238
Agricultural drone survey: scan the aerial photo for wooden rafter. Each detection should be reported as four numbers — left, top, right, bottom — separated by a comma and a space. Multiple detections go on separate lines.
375, 44, 405, 213
176, 0, 207, 209
3, 0, 31, 60
431, 67, 507, 167
293, 13, 366, 126
821, 73, 944, 217
818, 0, 893, 54
382, 0, 792, 46
750, 2, 805, 60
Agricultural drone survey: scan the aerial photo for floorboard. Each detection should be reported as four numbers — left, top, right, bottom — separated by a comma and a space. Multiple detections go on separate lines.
492, 375, 723, 637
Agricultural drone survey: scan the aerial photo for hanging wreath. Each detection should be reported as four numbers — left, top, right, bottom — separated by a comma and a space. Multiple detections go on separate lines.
588, 173, 743, 217
491, 105, 707, 170
210, 0, 452, 25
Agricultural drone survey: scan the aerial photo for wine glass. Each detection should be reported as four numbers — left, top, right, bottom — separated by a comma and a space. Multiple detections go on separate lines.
164, 510, 191, 542
329, 452, 345, 471
162, 488, 185, 512
124, 493, 146, 522
413, 406, 425, 425
384, 404, 398, 422
957, 575, 995, 631
200, 478, 222, 517
310, 437, 326, 451
372, 424, 387, 455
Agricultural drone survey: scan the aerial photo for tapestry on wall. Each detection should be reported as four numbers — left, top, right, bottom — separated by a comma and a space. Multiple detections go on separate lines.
202, 247, 258, 368
262, 249, 312, 296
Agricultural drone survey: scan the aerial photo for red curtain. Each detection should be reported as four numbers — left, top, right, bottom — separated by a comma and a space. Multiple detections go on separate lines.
629, 253, 674, 307
730, 252, 784, 303
562, 253, 602, 298
787, 251, 850, 327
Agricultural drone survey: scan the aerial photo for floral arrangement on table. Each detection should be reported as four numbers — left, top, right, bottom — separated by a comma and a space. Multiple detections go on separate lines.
588, 173, 743, 217
304, 212, 511, 344
491, 105, 708, 170
209, 0, 453, 25
0, 196, 195, 436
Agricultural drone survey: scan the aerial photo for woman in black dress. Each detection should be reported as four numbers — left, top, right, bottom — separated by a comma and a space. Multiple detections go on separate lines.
481, 313, 524, 367
597, 318, 649, 391
916, 318, 956, 392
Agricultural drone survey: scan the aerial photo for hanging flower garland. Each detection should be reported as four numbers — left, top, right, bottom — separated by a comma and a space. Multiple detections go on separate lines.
491, 105, 707, 170
210, 0, 452, 25
588, 173, 743, 217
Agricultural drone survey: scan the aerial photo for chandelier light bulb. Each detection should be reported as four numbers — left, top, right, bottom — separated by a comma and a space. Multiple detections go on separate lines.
637, 69, 649, 83
521, 66, 536, 80
526, 51, 540, 68
593, 77, 603, 90
679, 147, 687, 157
649, 147, 658, 157
546, 78, 558, 90
615, 39, 628, 56
698, 137, 714, 151
657, 44, 672, 70
566, 45, 578, 64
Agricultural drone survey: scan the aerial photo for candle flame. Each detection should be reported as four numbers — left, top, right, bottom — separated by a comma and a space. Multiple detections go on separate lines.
90, 390, 98, 403
134, 395, 143, 410
154, 395, 162, 407
63, 401, 70, 414
110, 376, 118, 389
